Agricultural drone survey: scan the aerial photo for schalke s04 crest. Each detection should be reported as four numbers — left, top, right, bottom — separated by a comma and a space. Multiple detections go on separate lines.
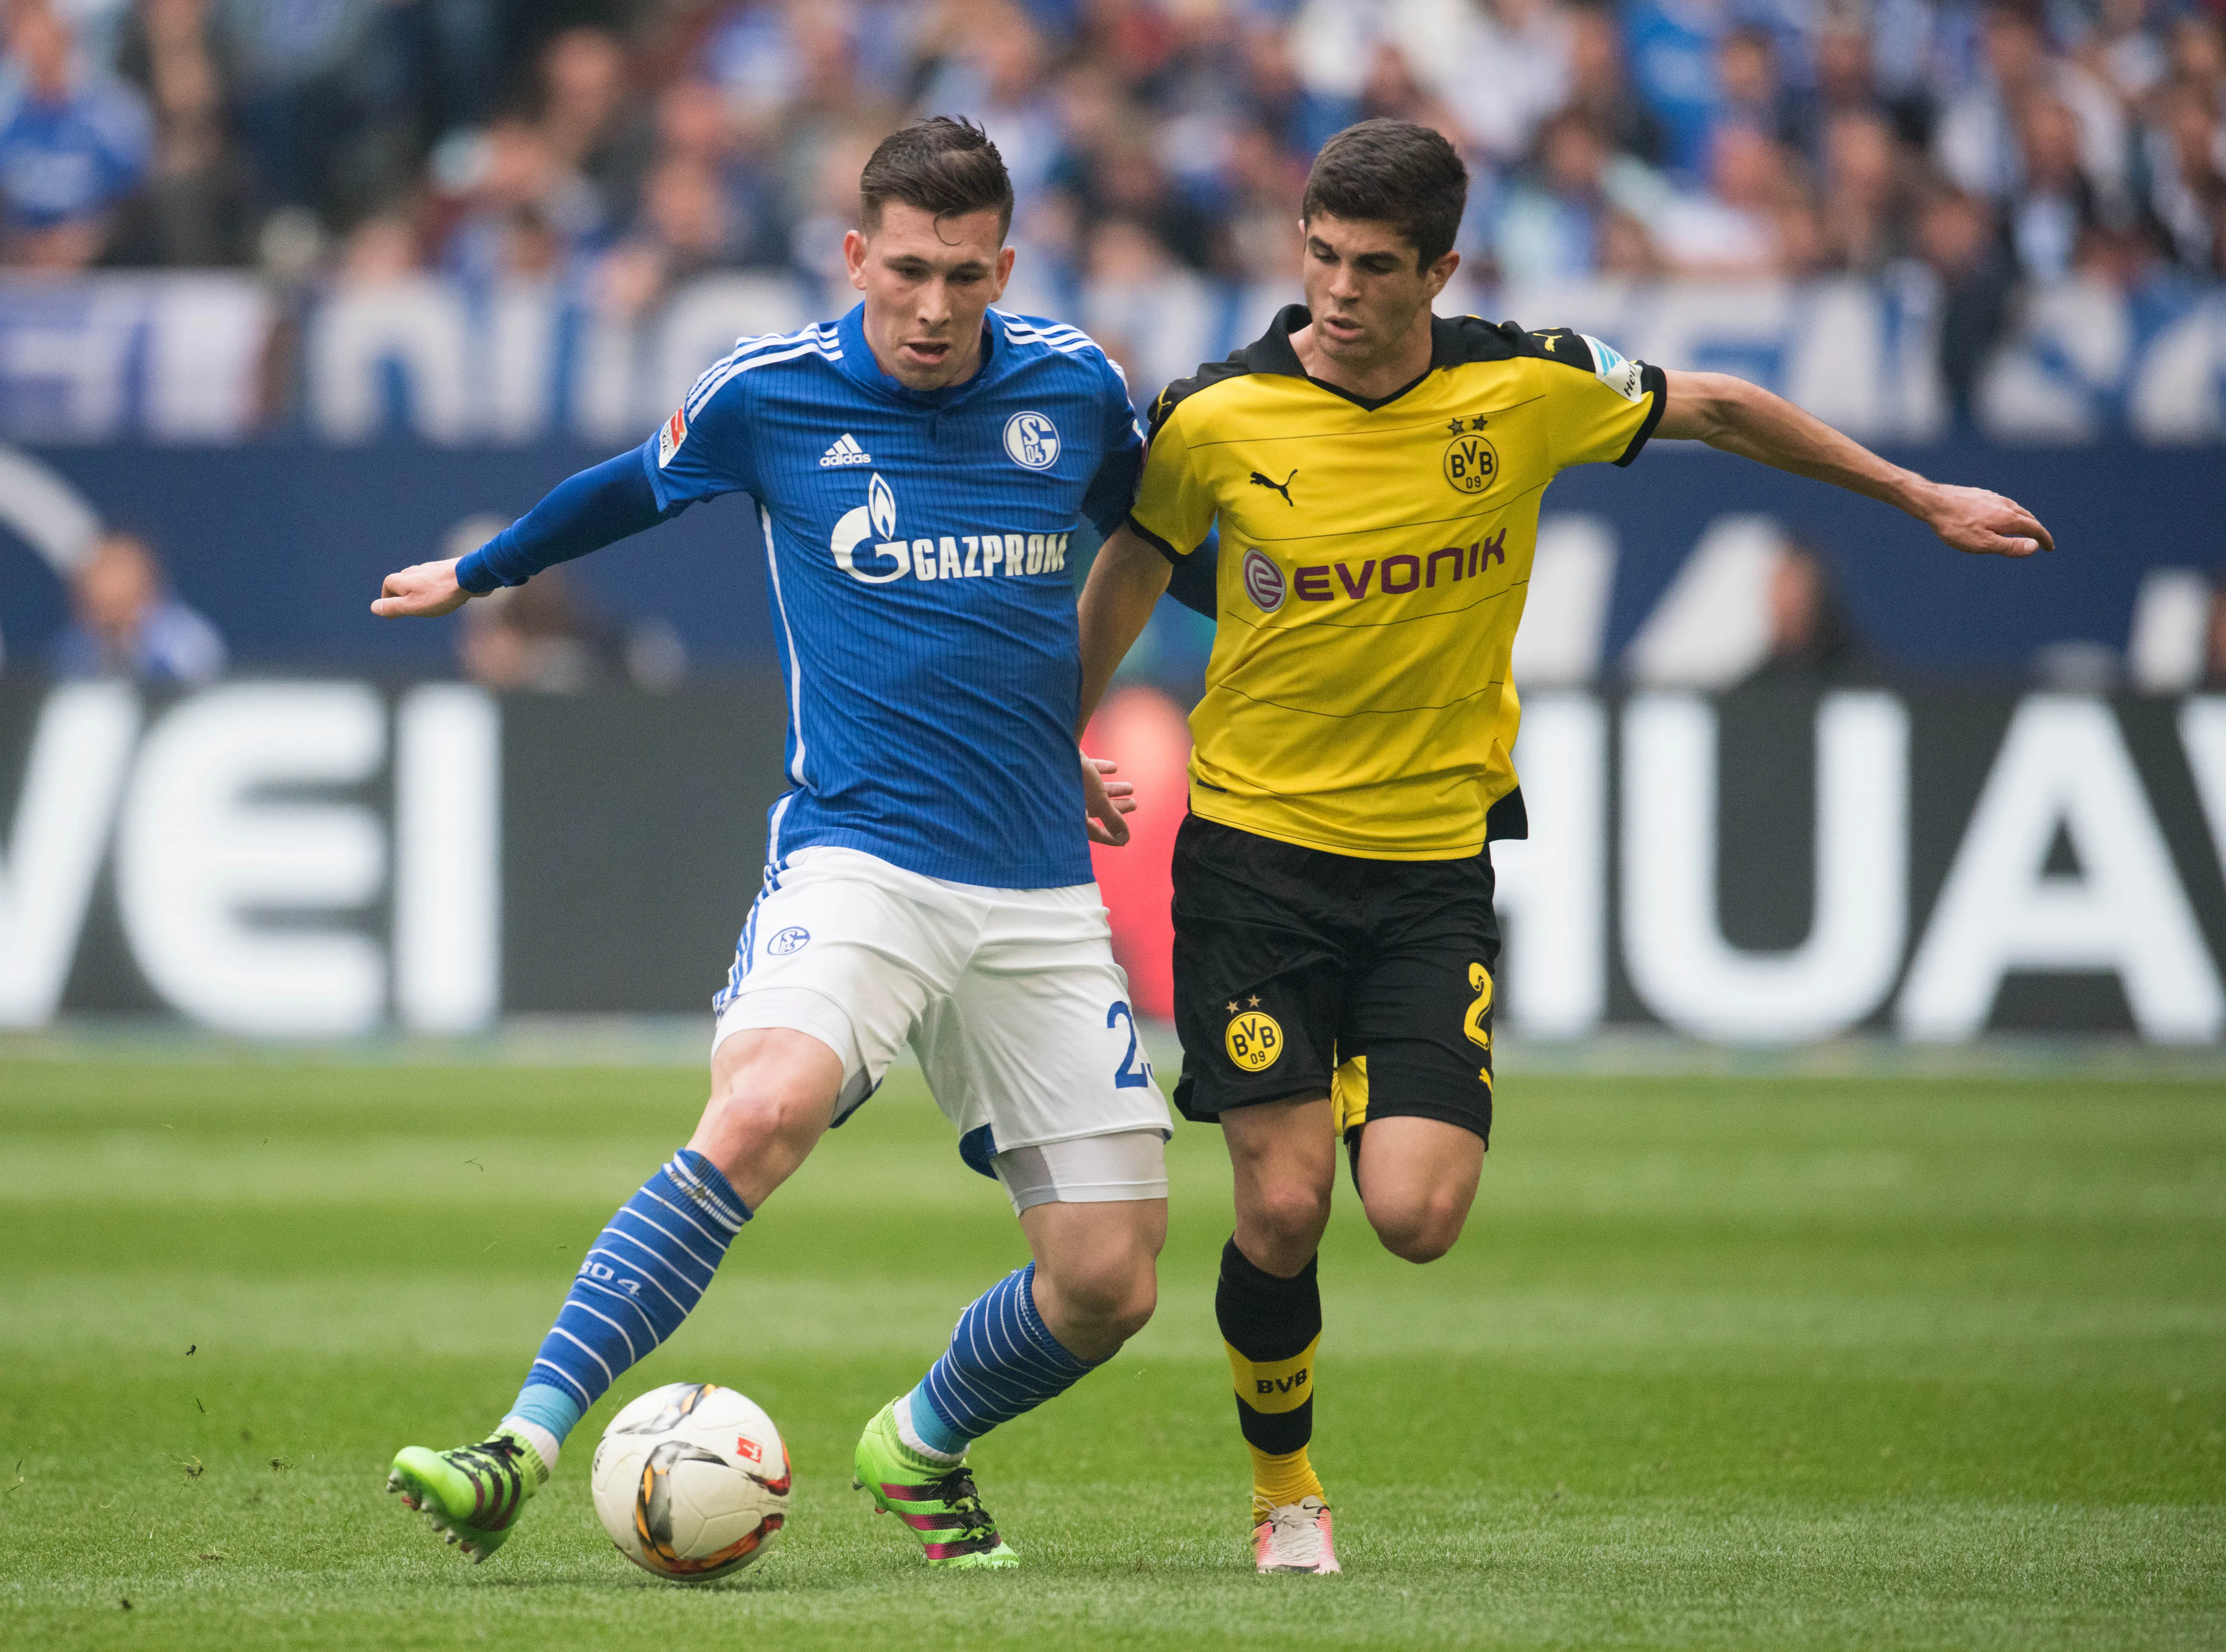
1003, 412, 1060, 470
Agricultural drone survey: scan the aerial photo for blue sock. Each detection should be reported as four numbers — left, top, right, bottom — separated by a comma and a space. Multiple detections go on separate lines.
906, 1264, 1098, 1458
510, 1149, 749, 1445
506, 1383, 582, 1443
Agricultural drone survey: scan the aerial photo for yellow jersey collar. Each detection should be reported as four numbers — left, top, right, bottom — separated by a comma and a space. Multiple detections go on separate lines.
1248, 305, 1509, 412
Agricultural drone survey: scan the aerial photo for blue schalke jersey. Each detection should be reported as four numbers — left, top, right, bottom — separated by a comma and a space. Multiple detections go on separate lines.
642, 303, 1143, 889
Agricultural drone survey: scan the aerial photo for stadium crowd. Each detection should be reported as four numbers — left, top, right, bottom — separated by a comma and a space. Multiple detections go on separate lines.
0, 0, 2221, 304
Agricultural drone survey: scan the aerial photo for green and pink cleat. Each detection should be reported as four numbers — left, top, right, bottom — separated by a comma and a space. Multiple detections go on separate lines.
852, 1400, 1019, 1568
385, 1429, 548, 1563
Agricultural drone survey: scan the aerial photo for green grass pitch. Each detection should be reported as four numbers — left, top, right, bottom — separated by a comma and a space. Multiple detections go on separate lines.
2, 1056, 2221, 1649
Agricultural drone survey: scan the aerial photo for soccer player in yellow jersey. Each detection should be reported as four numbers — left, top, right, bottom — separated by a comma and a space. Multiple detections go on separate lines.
1075, 119, 2053, 1575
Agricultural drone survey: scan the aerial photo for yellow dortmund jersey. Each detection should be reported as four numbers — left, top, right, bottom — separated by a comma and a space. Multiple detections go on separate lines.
1129, 304, 1663, 860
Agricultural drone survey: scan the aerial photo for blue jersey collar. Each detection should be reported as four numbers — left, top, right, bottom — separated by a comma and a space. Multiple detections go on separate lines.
834, 303, 1000, 409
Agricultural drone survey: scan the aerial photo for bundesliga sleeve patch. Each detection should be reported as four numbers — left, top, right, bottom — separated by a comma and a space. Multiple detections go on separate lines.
1581, 334, 1648, 403
657, 405, 688, 468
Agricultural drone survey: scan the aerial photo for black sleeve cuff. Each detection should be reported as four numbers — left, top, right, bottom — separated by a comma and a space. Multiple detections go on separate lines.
1163, 540, 1218, 619
1615, 363, 1669, 467
1124, 512, 1185, 563
1485, 784, 1529, 842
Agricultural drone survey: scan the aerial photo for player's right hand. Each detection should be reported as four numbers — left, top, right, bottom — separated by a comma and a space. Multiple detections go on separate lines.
1082, 754, 1136, 848
372, 558, 472, 618
1919, 484, 2055, 558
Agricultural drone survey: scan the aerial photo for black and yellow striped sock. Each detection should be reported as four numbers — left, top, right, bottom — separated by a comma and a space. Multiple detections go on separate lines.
1216, 1236, 1325, 1512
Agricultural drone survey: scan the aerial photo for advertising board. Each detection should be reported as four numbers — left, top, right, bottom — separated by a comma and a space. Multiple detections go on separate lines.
6, 680, 2220, 1042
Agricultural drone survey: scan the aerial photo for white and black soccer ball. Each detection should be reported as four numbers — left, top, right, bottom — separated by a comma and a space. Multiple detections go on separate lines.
590, 1382, 789, 1582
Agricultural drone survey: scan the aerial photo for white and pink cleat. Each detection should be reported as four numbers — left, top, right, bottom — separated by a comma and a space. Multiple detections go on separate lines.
1253, 1497, 1340, 1574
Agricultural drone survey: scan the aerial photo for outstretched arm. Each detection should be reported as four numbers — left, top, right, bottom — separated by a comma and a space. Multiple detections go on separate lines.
1654, 370, 2053, 557
1076, 524, 1175, 733
372, 450, 677, 617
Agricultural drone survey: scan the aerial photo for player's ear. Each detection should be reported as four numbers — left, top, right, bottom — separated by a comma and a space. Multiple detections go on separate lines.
989, 243, 1016, 301
1424, 248, 1459, 300
843, 227, 870, 293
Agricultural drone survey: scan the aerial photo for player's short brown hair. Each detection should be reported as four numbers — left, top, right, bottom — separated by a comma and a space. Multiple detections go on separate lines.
859, 116, 1014, 237
1301, 120, 1469, 269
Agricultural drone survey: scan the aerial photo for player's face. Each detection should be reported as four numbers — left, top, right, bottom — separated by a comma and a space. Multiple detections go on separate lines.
845, 202, 1016, 391
1298, 212, 1458, 369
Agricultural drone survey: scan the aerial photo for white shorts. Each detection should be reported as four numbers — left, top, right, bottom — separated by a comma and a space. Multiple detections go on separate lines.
711, 846, 1171, 1180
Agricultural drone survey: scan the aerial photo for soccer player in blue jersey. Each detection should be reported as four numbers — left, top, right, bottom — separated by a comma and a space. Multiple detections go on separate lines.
370, 118, 1173, 1569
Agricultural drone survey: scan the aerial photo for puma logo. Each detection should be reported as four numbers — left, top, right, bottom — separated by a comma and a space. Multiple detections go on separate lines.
1248, 468, 1297, 505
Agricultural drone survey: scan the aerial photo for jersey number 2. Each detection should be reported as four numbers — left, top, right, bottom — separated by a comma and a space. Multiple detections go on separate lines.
1107, 1002, 1152, 1089
1464, 963, 1493, 1083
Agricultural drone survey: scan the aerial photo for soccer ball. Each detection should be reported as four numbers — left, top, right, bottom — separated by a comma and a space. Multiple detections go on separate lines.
590, 1382, 790, 1582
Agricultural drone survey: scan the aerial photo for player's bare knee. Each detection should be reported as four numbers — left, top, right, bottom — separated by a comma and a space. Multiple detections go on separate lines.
1361, 1170, 1473, 1261
1368, 1194, 1466, 1264
1044, 1248, 1156, 1343
1243, 1179, 1332, 1262
701, 1068, 823, 1170
1089, 1267, 1157, 1343
1381, 1226, 1457, 1265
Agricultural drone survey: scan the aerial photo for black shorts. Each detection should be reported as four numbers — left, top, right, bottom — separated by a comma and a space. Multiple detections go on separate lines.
1169, 813, 1499, 1149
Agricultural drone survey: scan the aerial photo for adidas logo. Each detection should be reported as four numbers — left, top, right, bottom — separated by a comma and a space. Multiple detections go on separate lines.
819, 433, 870, 467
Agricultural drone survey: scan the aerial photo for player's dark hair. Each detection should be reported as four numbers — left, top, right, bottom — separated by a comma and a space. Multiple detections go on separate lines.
1301, 119, 1469, 269
859, 116, 1014, 238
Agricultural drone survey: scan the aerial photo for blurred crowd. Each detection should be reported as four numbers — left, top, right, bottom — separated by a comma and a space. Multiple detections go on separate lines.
10, 1, 2225, 698
34, 514, 685, 690
0, 0, 2221, 309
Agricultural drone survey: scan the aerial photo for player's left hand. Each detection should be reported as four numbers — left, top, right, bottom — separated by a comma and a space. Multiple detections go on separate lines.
1919, 484, 2054, 558
1082, 755, 1136, 847
372, 557, 473, 617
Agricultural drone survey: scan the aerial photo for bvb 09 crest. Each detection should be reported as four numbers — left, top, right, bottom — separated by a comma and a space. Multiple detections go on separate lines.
1442, 431, 1498, 494
1226, 1009, 1283, 1071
